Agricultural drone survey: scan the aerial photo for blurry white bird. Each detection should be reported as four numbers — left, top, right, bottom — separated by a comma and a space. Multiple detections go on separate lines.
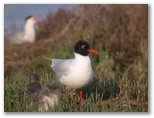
5, 15, 41, 44
43, 40, 99, 105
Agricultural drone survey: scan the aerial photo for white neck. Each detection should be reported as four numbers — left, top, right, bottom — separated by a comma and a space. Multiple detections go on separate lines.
74, 53, 91, 65
24, 20, 35, 42
74, 52, 88, 58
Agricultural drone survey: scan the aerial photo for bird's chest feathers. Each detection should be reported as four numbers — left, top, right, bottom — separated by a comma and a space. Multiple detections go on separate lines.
69, 55, 93, 80
73, 60, 91, 76
24, 24, 35, 41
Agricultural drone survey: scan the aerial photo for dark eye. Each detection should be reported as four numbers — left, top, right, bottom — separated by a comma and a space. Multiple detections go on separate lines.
82, 45, 86, 49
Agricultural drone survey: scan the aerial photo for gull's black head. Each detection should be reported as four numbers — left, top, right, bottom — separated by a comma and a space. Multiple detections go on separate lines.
74, 40, 99, 56
25, 15, 33, 22
74, 40, 90, 56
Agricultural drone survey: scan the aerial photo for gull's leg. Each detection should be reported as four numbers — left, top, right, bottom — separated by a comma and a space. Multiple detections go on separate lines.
79, 90, 83, 106
70, 89, 74, 103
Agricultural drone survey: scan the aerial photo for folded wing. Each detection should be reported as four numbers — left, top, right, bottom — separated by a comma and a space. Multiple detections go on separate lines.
51, 59, 73, 79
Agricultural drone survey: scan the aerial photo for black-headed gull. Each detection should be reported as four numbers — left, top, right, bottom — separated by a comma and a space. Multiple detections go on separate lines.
44, 40, 99, 105
5, 15, 41, 44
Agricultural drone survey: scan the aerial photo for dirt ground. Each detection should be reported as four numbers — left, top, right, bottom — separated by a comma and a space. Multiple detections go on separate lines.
4, 39, 55, 78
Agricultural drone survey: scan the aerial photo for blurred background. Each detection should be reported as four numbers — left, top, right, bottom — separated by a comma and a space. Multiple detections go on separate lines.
4, 4, 77, 29
4, 4, 148, 111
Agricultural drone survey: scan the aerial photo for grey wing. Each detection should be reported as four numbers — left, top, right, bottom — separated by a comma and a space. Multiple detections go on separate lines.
51, 59, 73, 79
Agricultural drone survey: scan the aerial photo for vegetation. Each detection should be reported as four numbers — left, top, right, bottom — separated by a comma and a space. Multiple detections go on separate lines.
4, 4, 148, 112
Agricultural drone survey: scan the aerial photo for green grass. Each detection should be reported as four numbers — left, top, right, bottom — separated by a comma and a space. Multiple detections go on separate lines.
4, 73, 118, 112
4, 43, 148, 112
4, 71, 147, 112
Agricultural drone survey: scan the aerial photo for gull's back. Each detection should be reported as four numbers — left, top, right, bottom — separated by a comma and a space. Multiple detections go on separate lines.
51, 59, 74, 80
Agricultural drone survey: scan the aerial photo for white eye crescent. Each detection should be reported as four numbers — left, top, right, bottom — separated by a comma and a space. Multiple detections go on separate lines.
82, 45, 86, 49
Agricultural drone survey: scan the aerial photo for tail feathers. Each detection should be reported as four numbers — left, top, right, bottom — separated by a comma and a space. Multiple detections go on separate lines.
42, 56, 52, 61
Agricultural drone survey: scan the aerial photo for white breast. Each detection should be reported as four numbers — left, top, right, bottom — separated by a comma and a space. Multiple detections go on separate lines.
58, 53, 94, 89
23, 19, 35, 43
